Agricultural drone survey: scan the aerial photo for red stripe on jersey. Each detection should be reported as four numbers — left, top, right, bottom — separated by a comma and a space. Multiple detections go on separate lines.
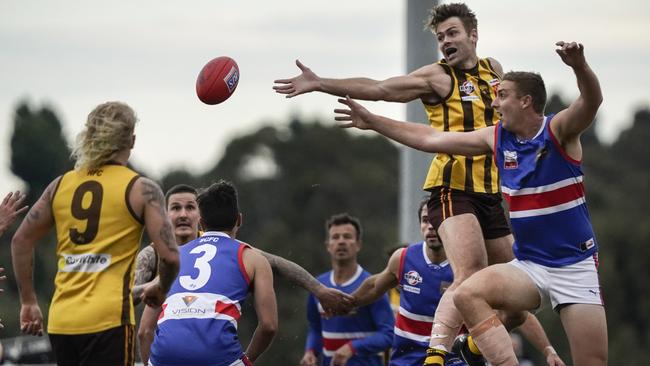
323, 338, 351, 351
504, 182, 585, 212
215, 301, 241, 320
158, 304, 167, 320
395, 313, 433, 336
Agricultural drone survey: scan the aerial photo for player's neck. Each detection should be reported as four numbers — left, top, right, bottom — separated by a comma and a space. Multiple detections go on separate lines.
426, 246, 446, 264
331, 260, 358, 285
456, 54, 479, 71
515, 114, 546, 141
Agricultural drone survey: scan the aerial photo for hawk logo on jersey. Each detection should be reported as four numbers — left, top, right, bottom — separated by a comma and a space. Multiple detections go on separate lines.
404, 270, 423, 286
503, 150, 518, 169
460, 80, 479, 101
182, 295, 198, 307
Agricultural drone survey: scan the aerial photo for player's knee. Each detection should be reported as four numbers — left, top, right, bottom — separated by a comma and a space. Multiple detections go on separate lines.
453, 282, 482, 312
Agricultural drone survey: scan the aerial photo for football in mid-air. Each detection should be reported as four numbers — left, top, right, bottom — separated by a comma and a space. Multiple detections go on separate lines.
196, 56, 240, 105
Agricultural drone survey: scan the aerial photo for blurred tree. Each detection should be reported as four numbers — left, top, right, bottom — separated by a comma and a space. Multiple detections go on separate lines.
10, 102, 73, 204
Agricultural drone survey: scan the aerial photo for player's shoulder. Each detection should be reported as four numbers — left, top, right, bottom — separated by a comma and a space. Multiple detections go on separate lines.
483, 57, 504, 76
410, 62, 448, 78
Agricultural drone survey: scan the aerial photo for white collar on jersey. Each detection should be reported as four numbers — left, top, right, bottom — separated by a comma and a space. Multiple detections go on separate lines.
330, 264, 363, 287
421, 241, 449, 267
516, 116, 549, 144
201, 231, 232, 238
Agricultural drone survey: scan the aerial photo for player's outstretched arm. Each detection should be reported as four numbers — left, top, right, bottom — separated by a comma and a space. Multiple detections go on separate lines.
11, 178, 59, 336
335, 96, 495, 156
551, 41, 602, 152
274, 60, 441, 103
352, 249, 402, 308
245, 249, 278, 362
0, 190, 28, 237
257, 249, 354, 314
131, 178, 179, 306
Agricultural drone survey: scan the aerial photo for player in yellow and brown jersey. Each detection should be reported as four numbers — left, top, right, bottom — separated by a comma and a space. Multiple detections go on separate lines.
274, 3, 559, 366
11, 101, 179, 366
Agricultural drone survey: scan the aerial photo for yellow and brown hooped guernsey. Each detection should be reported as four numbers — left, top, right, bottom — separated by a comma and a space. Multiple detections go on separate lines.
49, 164, 144, 334
422, 58, 501, 194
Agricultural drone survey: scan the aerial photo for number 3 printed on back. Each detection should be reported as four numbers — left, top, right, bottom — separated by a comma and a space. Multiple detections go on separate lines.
180, 244, 217, 290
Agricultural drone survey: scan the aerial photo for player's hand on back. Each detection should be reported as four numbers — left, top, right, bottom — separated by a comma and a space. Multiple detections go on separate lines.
273, 60, 321, 98
141, 280, 166, 308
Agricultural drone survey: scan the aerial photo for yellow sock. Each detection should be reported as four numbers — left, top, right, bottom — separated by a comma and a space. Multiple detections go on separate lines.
468, 335, 482, 355
424, 348, 447, 366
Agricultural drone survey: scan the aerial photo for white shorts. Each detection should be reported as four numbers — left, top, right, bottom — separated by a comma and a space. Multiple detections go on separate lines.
508, 253, 603, 311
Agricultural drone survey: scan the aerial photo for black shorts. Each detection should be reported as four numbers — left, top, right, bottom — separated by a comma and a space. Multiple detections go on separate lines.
427, 187, 511, 240
49, 325, 135, 366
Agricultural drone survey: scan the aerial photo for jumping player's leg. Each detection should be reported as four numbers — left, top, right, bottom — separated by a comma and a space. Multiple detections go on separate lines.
428, 213, 488, 353
454, 263, 541, 366
559, 304, 607, 366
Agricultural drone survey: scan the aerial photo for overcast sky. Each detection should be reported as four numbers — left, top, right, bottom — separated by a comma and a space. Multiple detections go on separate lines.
2, 0, 649, 194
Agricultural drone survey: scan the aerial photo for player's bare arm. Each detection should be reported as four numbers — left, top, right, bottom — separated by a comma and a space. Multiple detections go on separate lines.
550, 41, 602, 159
11, 177, 60, 336
0, 191, 29, 237
352, 248, 402, 308
132, 245, 157, 304
132, 178, 179, 304
137, 303, 163, 364
257, 249, 354, 314
486, 57, 504, 78
274, 60, 450, 103
335, 96, 494, 156
244, 248, 278, 362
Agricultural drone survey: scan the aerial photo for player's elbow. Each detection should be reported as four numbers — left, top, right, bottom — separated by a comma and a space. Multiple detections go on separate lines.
258, 318, 278, 339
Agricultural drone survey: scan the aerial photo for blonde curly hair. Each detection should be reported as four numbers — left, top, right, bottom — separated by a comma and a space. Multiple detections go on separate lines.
71, 101, 137, 171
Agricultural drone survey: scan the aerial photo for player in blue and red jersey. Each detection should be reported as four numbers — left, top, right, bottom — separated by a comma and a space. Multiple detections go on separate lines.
149, 180, 277, 366
300, 213, 394, 366
334, 40, 605, 366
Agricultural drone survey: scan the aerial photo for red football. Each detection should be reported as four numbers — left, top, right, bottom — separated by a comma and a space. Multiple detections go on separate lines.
196, 56, 240, 105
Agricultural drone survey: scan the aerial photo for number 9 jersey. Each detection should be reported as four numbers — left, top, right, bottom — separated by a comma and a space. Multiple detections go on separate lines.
49, 164, 143, 334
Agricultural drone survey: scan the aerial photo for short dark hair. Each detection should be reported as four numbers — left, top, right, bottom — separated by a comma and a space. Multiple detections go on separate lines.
502, 71, 547, 114
165, 184, 198, 204
417, 197, 429, 222
325, 213, 362, 241
197, 180, 239, 231
427, 3, 477, 33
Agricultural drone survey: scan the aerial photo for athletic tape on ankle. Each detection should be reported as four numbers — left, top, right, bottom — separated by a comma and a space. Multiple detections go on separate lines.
429, 290, 463, 350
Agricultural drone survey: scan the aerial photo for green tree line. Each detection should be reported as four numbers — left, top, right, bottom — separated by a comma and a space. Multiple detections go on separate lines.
0, 98, 648, 365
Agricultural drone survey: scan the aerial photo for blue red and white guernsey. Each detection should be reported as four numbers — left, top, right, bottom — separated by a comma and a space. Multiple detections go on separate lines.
305, 265, 394, 366
392, 242, 465, 366
149, 231, 252, 366
494, 115, 598, 267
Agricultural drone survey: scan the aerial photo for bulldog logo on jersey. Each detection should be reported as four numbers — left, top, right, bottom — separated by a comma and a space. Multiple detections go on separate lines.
503, 150, 518, 169
404, 270, 423, 286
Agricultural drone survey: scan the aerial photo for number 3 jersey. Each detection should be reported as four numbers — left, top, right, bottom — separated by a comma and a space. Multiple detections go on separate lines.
150, 232, 251, 366
49, 164, 143, 334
